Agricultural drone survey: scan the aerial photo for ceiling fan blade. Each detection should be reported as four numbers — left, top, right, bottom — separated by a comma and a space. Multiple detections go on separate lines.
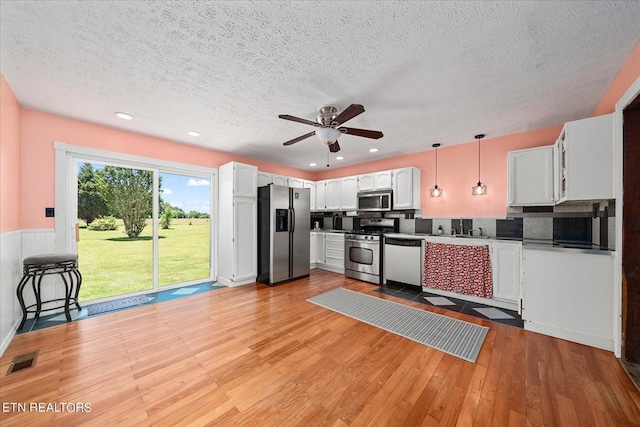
339, 127, 384, 139
283, 131, 316, 146
328, 141, 341, 153
331, 104, 365, 126
278, 114, 321, 127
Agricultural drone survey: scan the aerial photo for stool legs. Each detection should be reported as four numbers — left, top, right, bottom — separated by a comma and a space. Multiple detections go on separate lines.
16, 260, 82, 331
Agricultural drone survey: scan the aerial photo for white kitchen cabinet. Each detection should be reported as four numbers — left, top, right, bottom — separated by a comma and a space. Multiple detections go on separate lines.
358, 170, 393, 191
218, 162, 257, 286
310, 232, 317, 266
507, 146, 555, 206
325, 179, 342, 211
303, 180, 316, 211
491, 242, 522, 305
272, 174, 289, 186
316, 232, 326, 265
315, 181, 326, 211
340, 176, 358, 210
522, 248, 614, 351
322, 233, 345, 273
230, 162, 258, 198
288, 177, 304, 188
556, 113, 614, 203
257, 171, 272, 187
392, 167, 421, 210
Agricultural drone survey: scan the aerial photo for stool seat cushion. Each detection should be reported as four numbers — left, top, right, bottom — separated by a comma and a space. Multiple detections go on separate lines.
23, 253, 77, 266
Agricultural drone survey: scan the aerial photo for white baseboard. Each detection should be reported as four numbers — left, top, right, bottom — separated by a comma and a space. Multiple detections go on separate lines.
524, 320, 614, 351
217, 276, 256, 287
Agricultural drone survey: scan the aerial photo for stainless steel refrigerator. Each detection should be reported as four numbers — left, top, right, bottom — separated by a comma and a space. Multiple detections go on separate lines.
257, 185, 310, 286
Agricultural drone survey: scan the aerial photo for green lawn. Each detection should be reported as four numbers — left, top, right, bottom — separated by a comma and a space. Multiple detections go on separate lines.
78, 219, 211, 301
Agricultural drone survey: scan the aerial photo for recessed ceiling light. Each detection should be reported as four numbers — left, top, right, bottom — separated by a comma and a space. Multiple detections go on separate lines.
309, 163, 317, 167
336, 156, 344, 160
187, 131, 200, 137
114, 112, 133, 120
368, 148, 378, 153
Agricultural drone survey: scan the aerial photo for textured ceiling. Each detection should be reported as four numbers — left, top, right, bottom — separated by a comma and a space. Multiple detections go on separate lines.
1, 1, 639, 171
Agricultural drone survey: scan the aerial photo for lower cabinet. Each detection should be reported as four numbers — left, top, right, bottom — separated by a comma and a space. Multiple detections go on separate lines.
491, 242, 522, 304
312, 232, 343, 273
422, 236, 521, 311
324, 233, 345, 272
522, 248, 614, 351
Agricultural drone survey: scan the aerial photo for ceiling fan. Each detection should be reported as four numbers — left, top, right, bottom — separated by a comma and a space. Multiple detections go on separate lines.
279, 104, 383, 153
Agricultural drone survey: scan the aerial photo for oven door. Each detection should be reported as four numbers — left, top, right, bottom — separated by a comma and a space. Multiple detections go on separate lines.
345, 239, 379, 275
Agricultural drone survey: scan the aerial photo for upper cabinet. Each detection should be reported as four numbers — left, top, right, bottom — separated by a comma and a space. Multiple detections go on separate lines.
392, 167, 421, 210
357, 170, 393, 191
315, 180, 326, 211
507, 145, 555, 206
272, 174, 289, 186
340, 176, 358, 211
303, 180, 316, 211
325, 179, 342, 211
231, 162, 258, 198
257, 171, 272, 187
556, 113, 614, 203
288, 177, 304, 188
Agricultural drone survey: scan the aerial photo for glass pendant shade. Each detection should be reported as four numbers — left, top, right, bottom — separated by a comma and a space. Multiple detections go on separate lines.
316, 127, 341, 144
430, 143, 443, 197
472, 134, 487, 196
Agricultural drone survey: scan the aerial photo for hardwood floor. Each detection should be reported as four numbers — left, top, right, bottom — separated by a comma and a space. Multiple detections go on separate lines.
1, 270, 639, 426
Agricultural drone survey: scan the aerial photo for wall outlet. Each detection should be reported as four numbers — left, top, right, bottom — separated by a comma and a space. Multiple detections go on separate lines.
45, 207, 55, 217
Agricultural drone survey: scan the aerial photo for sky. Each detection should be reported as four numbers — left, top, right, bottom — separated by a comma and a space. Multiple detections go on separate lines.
79, 162, 211, 215
160, 173, 211, 214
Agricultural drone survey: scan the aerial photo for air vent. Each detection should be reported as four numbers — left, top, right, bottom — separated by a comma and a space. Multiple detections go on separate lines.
6, 350, 39, 375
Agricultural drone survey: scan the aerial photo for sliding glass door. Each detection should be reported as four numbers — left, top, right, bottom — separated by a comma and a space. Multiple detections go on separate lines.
68, 151, 215, 303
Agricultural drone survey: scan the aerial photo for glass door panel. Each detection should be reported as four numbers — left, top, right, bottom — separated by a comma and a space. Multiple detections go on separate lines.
77, 162, 154, 301
158, 173, 211, 287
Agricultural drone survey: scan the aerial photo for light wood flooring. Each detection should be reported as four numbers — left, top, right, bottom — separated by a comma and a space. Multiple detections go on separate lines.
1, 270, 639, 426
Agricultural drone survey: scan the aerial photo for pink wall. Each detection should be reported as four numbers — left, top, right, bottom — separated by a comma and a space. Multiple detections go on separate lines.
316, 126, 563, 217
0, 75, 22, 233
19, 109, 315, 229
592, 40, 640, 116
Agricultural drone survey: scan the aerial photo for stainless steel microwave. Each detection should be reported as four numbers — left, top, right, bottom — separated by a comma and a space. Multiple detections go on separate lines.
357, 190, 392, 212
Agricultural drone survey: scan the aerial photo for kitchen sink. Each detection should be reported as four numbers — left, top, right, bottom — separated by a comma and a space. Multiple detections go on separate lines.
454, 234, 490, 239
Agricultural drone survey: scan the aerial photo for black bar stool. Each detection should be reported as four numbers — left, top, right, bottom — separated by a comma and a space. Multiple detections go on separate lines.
16, 253, 82, 330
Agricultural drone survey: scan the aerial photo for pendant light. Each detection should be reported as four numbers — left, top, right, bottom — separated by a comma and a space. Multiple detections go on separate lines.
429, 143, 443, 197
472, 134, 487, 196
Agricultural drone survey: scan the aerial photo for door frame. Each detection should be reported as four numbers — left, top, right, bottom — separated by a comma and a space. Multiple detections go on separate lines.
614, 76, 640, 358
54, 142, 218, 294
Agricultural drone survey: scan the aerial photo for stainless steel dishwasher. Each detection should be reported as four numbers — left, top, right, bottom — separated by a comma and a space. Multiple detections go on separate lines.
383, 236, 425, 287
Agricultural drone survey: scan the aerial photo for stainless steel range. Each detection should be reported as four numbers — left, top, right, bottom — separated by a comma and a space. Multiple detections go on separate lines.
345, 218, 398, 284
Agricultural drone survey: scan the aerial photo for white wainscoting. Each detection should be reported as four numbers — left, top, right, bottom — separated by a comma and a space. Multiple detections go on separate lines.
0, 229, 56, 356
1, 230, 22, 356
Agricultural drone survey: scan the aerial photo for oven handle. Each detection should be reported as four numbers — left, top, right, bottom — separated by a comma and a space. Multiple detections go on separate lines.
345, 240, 380, 249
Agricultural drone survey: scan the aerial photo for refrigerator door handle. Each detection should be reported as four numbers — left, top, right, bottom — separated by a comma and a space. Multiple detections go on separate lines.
290, 208, 295, 233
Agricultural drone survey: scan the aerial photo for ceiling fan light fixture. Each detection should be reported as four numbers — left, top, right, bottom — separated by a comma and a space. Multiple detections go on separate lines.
315, 127, 341, 144
472, 134, 487, 196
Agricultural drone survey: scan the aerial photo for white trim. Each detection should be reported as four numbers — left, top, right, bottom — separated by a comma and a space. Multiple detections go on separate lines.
54, 141, 219, 293
613, 76, 640, 358
216, 277, 255, 287
53, 141, 217, 175
525, 321, 613, 352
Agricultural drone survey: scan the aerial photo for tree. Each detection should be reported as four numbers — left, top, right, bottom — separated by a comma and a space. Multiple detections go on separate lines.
100, 166, 153, 238
77, 163, 108, 224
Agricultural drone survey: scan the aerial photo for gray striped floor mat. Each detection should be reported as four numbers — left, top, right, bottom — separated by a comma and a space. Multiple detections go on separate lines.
307, 288, 488, 363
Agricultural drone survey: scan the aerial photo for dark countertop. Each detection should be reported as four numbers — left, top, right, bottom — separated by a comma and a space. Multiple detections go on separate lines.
382, 232, 613, 255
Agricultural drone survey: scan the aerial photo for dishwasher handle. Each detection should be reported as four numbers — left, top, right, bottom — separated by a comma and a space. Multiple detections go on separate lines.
385, 238, 422, 247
